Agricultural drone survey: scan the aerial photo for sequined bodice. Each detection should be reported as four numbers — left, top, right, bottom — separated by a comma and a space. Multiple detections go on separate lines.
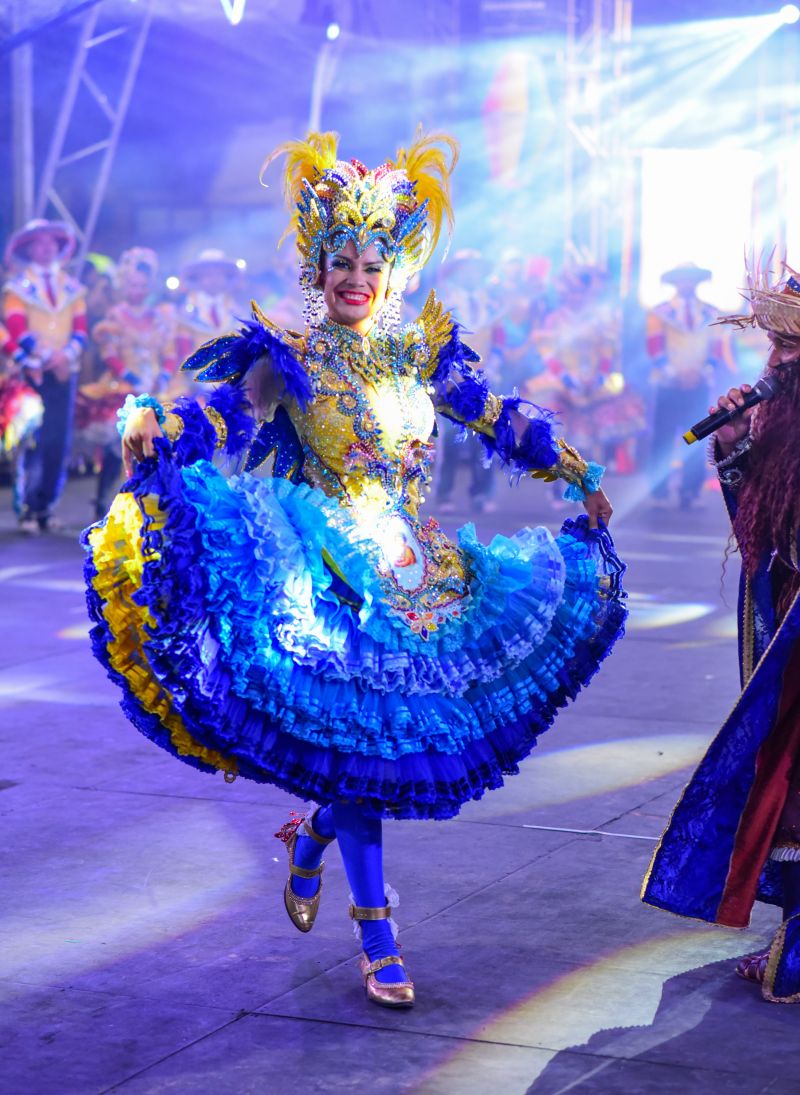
288, 319, 436, 520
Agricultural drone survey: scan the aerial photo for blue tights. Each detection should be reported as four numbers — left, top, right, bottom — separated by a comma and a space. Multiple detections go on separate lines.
290, 802, 407, 985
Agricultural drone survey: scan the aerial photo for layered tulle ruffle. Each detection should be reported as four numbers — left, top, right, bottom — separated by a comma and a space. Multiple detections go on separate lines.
83, 446, 626, 819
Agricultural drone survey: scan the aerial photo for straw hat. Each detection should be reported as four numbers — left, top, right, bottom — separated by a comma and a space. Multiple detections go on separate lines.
717, 258, 800, 337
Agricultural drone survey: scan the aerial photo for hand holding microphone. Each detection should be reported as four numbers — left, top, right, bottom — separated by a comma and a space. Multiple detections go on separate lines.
683, 375, 779, 450
712, 385, 758, 452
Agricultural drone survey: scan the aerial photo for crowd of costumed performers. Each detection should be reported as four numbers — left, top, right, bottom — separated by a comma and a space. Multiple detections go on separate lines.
0, 227, 248, 530
82, 129, 628, 1010
643, 261, 800, 1005
0, 219, 87, 532
75, 247, 178, 519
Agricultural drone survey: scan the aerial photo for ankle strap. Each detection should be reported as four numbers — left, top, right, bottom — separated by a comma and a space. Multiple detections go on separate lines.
363, 954, 405, 977
349, 902, 391, 921
304, 814, 335, 846
290, 861, 324, 880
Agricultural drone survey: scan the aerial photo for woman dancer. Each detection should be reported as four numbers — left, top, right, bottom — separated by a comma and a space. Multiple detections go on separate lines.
85, 131, 626, 1009
643, 261, 800, 1004
77, 248, 176, 518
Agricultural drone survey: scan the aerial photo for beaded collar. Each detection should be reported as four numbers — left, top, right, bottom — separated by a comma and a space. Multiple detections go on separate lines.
308, 317, 412, 387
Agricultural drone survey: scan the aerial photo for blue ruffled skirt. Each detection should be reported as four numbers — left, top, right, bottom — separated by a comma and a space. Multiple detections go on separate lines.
82, 453, 626, 819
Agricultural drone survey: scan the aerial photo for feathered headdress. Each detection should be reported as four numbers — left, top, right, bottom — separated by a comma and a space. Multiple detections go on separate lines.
261, 127, 458, 291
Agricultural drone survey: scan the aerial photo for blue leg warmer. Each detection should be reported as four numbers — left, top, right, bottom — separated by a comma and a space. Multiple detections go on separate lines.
332, 802, 408, 985
289, 805, 335, 900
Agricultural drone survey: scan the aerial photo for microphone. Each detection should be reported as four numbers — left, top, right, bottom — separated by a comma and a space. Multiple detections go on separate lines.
682, 375, 779, 445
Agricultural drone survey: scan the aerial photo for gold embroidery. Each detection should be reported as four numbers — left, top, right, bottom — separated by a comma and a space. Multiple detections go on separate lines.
415, 290, 455, 381
163, 412, 185, 442
204, 405, 228, 450
474, 391, 503, 431
742, 575, 754, 684
531, 438, 589, 489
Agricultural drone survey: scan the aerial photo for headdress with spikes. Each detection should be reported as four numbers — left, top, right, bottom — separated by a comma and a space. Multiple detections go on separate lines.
262, 128, 458, 294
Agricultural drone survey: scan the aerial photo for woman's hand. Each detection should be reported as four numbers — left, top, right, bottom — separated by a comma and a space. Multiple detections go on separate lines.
122, 407, 164, 477
713, 385, 754, 456
583, 487, 613, 529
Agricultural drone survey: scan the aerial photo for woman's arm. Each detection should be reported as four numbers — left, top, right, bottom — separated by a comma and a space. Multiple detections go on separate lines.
421, 303, 611, 525
119, 383, 256, 477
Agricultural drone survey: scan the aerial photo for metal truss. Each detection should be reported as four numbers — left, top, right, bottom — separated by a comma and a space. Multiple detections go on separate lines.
564, 0, 633, 281
35, 0, 155, 266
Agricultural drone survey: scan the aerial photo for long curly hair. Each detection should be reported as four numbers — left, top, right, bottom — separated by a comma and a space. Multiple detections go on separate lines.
733, 363, 800, 594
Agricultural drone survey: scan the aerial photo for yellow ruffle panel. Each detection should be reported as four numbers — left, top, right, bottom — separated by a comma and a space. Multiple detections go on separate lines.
88, 491, 238, 781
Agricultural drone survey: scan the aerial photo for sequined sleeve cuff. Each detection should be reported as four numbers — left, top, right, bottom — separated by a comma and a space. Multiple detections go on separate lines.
540, 439, 605, 500
709, 435, 752, 487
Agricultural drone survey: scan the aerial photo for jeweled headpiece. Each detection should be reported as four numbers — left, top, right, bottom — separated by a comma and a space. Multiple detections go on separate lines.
262, 129, 458, 324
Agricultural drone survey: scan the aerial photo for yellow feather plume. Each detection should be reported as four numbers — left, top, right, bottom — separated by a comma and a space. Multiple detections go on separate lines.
394, 127, 459, 260
260, 131, 340, 203
260, 131, 341, 248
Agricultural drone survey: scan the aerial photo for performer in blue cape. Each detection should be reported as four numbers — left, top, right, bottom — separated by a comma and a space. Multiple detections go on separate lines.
84, 130, 626, 1009
643, 260, 800, 1004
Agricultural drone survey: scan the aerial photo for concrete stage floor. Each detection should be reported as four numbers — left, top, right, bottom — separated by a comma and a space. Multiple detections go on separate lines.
1, 468, 798, 1095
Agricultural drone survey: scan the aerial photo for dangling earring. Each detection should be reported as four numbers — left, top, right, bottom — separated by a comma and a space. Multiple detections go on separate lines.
375, 289, 403, 334
302, 284, 327, 327
301, 266, 327, 327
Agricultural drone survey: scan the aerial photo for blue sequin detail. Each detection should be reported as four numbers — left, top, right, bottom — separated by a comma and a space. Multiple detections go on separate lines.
116, 393, 166, 436
564, 460, 605, 501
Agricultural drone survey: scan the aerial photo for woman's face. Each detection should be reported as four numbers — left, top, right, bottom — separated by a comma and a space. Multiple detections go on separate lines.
320, 240, 391, 330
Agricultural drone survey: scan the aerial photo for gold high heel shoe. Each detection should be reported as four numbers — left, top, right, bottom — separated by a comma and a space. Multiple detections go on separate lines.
349, 903, 415, 1008
275, 811, 335, 933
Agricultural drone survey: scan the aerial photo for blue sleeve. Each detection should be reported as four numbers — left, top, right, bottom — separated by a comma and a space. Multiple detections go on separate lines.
430, 323, 561, 474
168, 383, 257, 467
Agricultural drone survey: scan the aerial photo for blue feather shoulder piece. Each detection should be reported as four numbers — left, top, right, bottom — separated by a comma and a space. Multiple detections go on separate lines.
182, 303, 314, 411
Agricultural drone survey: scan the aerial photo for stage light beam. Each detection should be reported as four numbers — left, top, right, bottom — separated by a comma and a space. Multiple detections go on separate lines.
219, 0, 247, 25
326, 22, 341, 41
780, 5, 800, 25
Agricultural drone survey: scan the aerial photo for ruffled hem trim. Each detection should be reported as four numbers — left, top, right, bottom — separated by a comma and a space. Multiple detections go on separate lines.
82, 454, 627, 815
179, 465, 572, 698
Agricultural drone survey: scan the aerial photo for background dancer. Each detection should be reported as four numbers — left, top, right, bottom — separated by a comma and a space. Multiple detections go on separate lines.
2, 219, 87, 532
77, 248, 176, 519
645, 261, 734, 510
